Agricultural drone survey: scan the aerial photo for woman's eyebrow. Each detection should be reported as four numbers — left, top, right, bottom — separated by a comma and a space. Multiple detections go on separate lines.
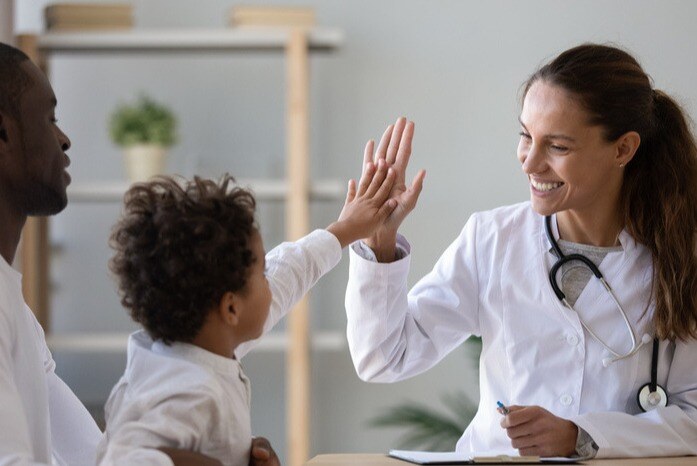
518, 116, 576, 142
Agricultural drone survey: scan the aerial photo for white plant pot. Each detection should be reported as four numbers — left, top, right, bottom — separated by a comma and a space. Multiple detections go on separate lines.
123, 144, 167, 182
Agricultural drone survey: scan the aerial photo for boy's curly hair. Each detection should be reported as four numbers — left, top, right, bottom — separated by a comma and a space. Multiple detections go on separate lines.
109, 174, 257, 344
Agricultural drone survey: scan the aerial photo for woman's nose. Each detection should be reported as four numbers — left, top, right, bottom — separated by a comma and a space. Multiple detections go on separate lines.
521, 143, 544, 174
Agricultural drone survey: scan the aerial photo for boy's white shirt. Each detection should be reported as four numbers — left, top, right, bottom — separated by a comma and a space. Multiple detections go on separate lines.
0, 254, 102, 466
98, 229, 342, 466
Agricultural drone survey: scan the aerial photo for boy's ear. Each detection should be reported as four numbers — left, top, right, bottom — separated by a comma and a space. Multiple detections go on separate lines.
218, 291, 240, 327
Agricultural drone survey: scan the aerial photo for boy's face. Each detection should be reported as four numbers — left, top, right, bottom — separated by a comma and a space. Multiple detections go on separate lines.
237, 231, 272, 341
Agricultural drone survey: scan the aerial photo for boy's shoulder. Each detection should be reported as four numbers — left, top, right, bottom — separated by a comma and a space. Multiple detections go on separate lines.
123, 331, 227, 400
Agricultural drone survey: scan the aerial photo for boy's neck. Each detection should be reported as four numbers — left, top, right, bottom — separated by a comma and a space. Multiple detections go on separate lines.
191, 323, 240, 360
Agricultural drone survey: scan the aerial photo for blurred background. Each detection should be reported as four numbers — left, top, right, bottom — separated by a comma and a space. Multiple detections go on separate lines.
3, 0, 697, 463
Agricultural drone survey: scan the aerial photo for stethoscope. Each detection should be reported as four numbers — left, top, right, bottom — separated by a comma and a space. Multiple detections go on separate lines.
544, 215, 667, 412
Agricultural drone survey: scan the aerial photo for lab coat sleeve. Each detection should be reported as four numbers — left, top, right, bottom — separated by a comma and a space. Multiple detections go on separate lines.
572, 338, 697, 458
98, 390, 220, 466
345, 215, 482, 382
236, 229, 342, 359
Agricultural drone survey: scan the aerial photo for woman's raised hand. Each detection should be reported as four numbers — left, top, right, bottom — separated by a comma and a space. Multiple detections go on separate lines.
363, 117, 426, 262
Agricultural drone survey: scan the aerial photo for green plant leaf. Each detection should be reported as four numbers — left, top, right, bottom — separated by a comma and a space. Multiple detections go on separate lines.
367, 337, 482, 451
109, 94, 177, 148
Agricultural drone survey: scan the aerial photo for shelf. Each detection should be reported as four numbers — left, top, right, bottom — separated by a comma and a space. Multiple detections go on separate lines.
37, 28, 344, 53
67, 178, 346, 203
46, 330, 346, 353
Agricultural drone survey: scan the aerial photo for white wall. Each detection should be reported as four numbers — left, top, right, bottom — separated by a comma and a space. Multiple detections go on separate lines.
14, 0, 697, 462
0, 0, 13, 43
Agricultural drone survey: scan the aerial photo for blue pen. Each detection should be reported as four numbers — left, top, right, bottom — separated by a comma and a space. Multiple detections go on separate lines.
496, 401, 510, 415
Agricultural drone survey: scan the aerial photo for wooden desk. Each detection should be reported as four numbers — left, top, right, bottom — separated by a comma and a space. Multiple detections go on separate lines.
307, 453, 697, 466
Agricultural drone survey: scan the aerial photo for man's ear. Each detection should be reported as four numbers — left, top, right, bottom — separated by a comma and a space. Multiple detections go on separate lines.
219, 291, 240, 327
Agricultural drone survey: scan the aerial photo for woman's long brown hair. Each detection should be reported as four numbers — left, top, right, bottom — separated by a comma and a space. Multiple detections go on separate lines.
524, 44, 697, 341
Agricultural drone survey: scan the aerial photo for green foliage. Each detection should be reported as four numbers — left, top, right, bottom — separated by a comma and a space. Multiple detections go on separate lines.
368, 337, 482, 451
109, 95, 177, 148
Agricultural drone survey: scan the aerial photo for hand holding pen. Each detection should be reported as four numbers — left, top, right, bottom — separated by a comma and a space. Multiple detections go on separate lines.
497, 403, 579, 457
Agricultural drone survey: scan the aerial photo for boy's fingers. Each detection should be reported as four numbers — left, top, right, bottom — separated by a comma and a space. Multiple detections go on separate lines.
345, 179, 356, 203
251, 446, 271, 460
356, 162, 375, 196
375, 124, 394, 162
363, 140, 374, 174
365, 160, 389, 197
386, 117, 407, 165
372, 167, 396, 202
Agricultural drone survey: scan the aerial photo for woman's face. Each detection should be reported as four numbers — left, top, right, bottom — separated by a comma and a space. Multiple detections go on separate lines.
517, 80, 624, 218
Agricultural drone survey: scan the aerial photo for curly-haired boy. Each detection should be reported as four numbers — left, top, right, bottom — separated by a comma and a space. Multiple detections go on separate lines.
97, 158, 403, 465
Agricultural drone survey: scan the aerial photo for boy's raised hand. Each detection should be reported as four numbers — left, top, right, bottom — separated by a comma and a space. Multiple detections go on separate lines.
327, 144, 398, 248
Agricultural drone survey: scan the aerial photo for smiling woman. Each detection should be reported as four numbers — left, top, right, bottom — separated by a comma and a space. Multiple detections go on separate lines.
345, 43, 697, 460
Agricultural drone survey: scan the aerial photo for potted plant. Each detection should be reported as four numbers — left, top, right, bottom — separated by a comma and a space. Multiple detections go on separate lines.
109, 95, 177, 182
368, 337, 482, 451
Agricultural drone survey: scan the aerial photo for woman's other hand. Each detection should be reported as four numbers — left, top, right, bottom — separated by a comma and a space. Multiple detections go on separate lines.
500, 405, 578, 457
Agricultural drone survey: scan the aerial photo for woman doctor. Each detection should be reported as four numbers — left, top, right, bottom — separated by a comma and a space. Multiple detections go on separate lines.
345, 43, 697, 459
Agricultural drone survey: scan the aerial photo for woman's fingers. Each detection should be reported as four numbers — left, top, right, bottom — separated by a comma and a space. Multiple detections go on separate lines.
377, 198, 398, 220
404, 169, 426, 209
375, 124, 394, 163
362, 139, 375, 175
345, 179, 356, 203
386, 117, 407, 165
393, 121, 414, 176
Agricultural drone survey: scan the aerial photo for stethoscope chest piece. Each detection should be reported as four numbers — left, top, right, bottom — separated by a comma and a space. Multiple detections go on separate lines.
637, 383, 668, 412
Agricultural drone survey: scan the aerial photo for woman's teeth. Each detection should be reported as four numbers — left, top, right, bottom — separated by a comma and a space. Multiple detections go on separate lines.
531, 179, 563, 192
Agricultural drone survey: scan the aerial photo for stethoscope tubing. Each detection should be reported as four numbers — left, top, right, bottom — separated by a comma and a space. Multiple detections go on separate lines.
543, 215, 666, 411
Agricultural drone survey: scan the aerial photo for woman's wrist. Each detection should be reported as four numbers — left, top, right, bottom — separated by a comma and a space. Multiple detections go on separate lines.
364, 231, 399, 262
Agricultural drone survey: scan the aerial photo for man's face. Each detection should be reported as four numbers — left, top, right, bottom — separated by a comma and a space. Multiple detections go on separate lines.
0, 60, 71, 217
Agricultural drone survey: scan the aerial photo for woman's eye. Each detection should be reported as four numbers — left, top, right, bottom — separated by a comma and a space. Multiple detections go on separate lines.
518, 131, 531, 139
550, 145, 568, 152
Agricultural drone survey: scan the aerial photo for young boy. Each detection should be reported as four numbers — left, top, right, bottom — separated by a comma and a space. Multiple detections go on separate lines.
97, 160, 398, 465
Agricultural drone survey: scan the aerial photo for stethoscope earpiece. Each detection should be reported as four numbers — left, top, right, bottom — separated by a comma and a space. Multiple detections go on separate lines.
602, 357, 613, 368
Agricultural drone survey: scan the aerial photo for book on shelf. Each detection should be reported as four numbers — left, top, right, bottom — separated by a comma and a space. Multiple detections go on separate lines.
229, 6, 316, 28
44, 3, 133, 31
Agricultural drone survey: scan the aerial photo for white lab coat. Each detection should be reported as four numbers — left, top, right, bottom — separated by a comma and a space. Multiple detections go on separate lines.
345, 202, 697, 458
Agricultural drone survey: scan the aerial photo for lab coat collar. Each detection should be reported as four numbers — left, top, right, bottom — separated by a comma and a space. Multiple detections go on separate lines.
544, 213, 637, 254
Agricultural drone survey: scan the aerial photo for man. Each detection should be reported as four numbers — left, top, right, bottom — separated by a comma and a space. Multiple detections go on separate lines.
0, 42, 280, 466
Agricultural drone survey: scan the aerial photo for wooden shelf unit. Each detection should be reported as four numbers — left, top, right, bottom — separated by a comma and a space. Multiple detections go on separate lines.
19, 27, 344, 466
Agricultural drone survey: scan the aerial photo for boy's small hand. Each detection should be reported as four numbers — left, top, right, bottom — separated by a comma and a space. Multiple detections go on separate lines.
327, 148, 398, 248
249, 437, 281, 466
